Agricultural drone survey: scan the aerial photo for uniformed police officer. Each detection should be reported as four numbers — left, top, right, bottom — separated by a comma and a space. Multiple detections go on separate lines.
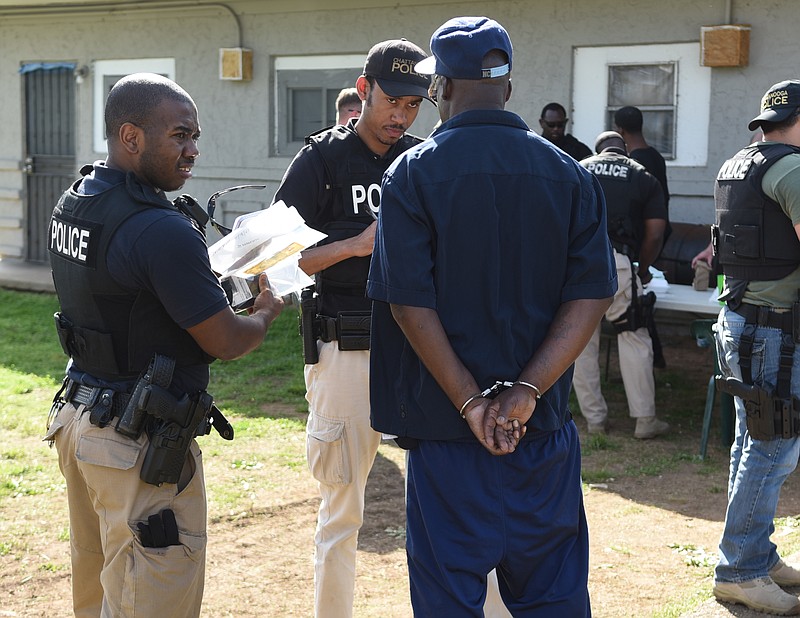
271, 39, 431, 618
45, 73, 284, 617
711, 80, 800, 615
572, 131, 670, 438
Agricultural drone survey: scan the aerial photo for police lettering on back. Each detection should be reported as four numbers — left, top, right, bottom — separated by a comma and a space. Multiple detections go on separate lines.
717, 157, 753, 181
49, 218, 91, 263
584, 160, 631, 180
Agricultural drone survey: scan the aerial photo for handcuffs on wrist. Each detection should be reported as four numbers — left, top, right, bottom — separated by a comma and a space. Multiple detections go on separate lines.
458, 380, 542, 419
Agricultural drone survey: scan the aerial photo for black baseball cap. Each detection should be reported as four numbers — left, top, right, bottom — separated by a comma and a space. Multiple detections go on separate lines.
363, 38, 432, 101
748, 80, 800, 131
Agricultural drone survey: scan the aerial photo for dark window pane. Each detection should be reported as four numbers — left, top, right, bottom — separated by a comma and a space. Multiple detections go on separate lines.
290, 88, 322, 141
326, 89, 339, 126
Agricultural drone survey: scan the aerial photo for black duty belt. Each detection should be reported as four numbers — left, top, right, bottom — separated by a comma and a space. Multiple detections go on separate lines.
65, 379, 130, 423
735, 303, 794, 335
317, 311, 370, 351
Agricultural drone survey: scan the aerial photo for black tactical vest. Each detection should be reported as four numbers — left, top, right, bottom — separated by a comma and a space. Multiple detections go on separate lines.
714, 142, 800, 282
48, 171, 213, 381
305, 125, 422, 314
583, 149, 641, 255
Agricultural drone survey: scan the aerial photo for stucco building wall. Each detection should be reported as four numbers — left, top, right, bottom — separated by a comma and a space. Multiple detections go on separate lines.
0, 0, 792, 256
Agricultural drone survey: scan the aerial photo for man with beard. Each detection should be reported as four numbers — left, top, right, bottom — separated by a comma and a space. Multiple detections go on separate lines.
271, 39, 431, 618
45, 73, 284, 617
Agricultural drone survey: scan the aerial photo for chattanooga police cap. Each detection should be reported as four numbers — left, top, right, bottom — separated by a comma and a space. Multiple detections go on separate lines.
748, 80, 800, 131
363, 38, 431, 101
414, 16, 512, 80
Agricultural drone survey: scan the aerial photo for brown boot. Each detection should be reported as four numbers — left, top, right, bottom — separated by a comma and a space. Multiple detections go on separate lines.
634, 416, 669, 439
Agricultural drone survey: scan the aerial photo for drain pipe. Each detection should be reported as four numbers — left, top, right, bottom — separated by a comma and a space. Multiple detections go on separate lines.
0, 1, 244, 47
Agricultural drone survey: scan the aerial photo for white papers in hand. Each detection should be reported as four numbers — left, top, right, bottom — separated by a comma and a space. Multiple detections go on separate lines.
208, 200, 326, 298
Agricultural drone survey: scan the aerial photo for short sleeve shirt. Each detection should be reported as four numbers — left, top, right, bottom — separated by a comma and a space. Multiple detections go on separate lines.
368, 109, 617, 440
68, 163, 229, 393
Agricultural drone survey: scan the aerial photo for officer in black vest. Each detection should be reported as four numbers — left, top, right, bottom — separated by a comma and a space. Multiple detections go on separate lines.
711, 80, 800, 615
271, 39, 431, 618
573, 131, 669, 438
44, 73, 284, 617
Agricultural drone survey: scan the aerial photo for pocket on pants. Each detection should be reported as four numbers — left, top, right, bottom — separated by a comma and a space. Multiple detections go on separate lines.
306, 414, 350, 485
75, 429, 145, 471
120, 532, 206, 617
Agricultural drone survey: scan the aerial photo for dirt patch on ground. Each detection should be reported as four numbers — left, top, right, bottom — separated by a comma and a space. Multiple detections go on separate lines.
4, 331, 800, 617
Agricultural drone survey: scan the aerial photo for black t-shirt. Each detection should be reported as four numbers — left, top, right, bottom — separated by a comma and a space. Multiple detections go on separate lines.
630, 146, 669, 208
554, 133, 592, 161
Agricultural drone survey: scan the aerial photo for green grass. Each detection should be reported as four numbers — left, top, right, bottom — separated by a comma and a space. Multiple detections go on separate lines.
0, 288, 310, 535
3, 288, 800, 616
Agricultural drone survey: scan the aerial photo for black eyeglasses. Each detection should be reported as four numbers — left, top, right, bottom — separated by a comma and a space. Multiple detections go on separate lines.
543, 120, 568, 129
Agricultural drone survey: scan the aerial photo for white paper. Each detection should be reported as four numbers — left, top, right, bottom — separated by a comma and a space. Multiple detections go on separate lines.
644, 265, 670, 293
208, 201, 326, 298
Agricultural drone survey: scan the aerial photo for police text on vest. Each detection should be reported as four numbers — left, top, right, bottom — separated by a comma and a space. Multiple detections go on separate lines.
50, 219, 91, 262
717, 158, 753, 181
351, 183, 381, 216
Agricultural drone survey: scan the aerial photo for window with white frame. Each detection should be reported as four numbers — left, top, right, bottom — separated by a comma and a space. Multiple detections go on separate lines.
273, 54, 364, 156
573, 43, 711, 167
607, 63, 676, 158
92, 58, 175, 153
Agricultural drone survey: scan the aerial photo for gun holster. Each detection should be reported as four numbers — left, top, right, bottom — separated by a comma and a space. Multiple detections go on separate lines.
299, 287, 320, 364
299, 287, 370, 363
715, 375, 800, 440
611, 291, 656, 334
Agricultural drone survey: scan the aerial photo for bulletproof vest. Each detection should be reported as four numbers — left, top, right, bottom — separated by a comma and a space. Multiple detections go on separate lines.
305, 124, 422, 314
714, 142, 800, 282
48, 171, 213, 381
583, 150, 640, 255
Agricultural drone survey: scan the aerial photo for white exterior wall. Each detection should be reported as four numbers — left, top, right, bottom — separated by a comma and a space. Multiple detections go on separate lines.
0, 0, 795, 256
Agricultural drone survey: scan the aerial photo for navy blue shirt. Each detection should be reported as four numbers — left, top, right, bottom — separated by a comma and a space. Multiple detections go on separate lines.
367, 109, 617, 441
67, 162, 229, 394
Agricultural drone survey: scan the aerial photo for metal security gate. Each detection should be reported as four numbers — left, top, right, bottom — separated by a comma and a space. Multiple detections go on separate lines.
23, 64, 76, 262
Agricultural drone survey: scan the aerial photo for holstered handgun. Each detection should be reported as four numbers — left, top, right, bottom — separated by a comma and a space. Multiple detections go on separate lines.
611, 290, 656, 334
116, 354, 175, 439
140, 391, 214, 486
299, 287, 320, 364
714, 375, 800, 440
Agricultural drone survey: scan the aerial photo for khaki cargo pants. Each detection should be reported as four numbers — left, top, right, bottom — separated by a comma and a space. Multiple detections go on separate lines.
46, 402, 207, 618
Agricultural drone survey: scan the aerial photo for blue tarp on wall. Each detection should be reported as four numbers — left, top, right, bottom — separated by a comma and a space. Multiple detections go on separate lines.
18, 62, 76, 74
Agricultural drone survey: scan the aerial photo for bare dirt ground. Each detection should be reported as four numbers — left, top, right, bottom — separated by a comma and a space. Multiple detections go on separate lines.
4, 331, 800, 617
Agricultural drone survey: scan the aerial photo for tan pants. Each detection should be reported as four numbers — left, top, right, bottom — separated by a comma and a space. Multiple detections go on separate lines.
573, 251, 656, 424
305, 342, 381, 618
46, 402, 207, 618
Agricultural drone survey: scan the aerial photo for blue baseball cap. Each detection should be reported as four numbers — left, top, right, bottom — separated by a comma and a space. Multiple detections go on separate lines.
414, 16, 512, 80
